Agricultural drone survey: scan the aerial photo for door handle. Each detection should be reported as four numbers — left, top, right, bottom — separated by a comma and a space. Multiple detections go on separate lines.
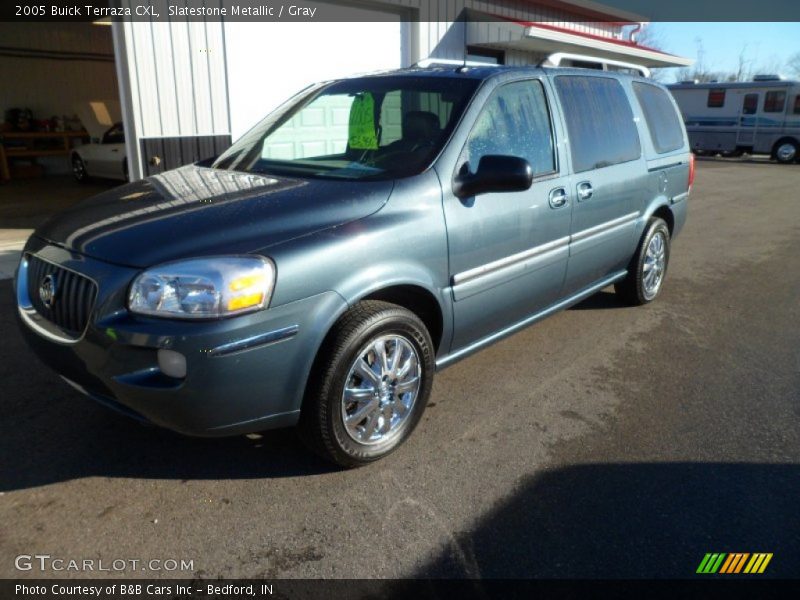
549, 187, 568, 209
577, 181, 593, 201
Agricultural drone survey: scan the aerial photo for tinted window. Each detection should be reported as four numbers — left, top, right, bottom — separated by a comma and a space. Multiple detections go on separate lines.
707, 89, 725, 108
794, 96, 800, 115
764, 91, 786, 113
555, 76, 641, 173
463, 80, 556, 176
743, 93, 759, 115
633, 82, 684, 154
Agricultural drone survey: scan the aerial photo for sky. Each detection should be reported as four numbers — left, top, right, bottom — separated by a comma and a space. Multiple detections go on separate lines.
642, 22, 800, 81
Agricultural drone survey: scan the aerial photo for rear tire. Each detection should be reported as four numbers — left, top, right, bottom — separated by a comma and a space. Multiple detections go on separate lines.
298, 300, 434, 467
615, 217, 671, 306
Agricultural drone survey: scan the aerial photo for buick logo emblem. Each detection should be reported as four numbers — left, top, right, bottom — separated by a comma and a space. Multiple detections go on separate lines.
39, 274, 57, 309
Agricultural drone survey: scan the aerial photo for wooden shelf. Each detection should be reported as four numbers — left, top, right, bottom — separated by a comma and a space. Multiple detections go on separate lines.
1, 130, 88, 139
0, 130, 90, 182
5, 149, 71, 157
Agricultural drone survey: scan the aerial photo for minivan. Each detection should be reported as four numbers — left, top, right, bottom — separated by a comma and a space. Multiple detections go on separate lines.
15, 65, 692, 466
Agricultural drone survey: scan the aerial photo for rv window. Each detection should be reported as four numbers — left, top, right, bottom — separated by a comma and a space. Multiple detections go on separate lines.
793, 95, 800, 114
554, 75, 641, 173
633, 82, 684, 154
707, 89, 725, 108
764, 91, 786, 113
742, 94, 759, 115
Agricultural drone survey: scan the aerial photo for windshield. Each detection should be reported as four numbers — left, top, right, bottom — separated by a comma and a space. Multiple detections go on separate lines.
212, 76, 480, 180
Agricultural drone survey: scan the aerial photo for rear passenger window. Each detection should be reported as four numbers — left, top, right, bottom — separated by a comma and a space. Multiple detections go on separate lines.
632, 82, 684, 154
554, 76, 641, 173
764, 91, 786, 113
794, 96, 800, 115
707, 89, 726, 108
464, 79, 555, 176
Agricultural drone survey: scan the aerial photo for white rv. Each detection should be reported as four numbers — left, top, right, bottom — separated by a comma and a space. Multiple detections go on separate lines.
668, 77, 800, 163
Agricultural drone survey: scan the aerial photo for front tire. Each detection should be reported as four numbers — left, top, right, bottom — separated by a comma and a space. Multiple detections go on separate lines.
774, 140, 798, 164
615, 217, 671, 306
299, 300, 435, 467
71, 154, 88, 182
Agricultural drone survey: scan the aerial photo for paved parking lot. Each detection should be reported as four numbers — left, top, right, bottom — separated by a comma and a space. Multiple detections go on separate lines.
1, 159, 799, 579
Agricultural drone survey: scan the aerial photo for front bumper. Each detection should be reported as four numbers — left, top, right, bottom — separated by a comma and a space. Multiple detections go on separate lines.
15, 239, 347, 436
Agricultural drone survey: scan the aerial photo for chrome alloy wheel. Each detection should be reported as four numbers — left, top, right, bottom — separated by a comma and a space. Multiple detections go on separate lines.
341, 334, 421, 445
643, 231, 667, 299
776, 142, 797, 163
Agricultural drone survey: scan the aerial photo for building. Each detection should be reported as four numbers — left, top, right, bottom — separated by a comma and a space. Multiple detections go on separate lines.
0, 1, 692, 182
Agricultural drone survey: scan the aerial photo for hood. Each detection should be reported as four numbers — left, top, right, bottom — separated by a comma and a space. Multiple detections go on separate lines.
35, 166, 393, 268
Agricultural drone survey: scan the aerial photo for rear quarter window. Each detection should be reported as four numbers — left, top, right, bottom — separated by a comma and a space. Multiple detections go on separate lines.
633, 82, 685, 154
554, 76, 641, 173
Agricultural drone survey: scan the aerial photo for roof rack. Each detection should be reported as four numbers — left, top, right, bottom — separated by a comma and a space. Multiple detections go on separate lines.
414, 58, 502, 69
541, 53, 650, 78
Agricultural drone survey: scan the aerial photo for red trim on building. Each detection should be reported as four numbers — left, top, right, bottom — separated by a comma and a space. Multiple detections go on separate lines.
510, 19, 685, 60
522, 0, 637, 24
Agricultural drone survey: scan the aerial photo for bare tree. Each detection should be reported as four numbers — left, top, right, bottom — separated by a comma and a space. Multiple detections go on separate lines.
633, 24, 669, 81
734, 44, 752, 82
788, 52, 800, 78
633, 23, 665, 51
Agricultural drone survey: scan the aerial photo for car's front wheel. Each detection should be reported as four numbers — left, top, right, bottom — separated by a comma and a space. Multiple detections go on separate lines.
71, 154, 88, 182
774, 140, 798, 164
299, 300, 434, 467
615, 217, 671, 305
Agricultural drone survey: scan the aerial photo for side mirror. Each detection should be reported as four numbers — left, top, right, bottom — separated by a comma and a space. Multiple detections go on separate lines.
453, 155, 533, 198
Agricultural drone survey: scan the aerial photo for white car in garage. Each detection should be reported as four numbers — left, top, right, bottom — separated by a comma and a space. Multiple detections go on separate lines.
71, 122, 128, 182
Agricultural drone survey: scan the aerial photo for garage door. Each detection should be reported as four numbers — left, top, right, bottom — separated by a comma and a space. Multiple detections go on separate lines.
224, 3, 405, 141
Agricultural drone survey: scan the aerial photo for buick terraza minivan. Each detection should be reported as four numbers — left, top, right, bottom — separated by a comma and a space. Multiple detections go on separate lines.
15, 65, 692, 466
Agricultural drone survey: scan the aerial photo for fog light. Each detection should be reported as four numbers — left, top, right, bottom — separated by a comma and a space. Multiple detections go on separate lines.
158, 349, 187, 379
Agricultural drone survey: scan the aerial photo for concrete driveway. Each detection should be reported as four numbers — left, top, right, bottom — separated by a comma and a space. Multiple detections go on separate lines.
1, 159, 798, 579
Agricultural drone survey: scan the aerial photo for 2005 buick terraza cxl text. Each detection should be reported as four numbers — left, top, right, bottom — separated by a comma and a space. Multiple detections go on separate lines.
14, 64, 692, 466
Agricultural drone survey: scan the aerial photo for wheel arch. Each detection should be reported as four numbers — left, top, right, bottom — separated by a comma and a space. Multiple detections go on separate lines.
650, 204, 675, 236
358, 284, 445, 353
642, 199, 675, 237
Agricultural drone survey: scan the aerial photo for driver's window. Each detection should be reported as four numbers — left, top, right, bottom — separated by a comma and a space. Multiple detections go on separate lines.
463, 80, 556, 177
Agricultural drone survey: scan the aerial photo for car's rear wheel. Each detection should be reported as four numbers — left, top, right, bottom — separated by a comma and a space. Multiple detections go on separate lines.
71, 155, 88, 182
615, 217, 671, 306
299, 300, 434, 467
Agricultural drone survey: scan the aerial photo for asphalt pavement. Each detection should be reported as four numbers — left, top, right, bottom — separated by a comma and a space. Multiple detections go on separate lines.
1, 158, 798, 580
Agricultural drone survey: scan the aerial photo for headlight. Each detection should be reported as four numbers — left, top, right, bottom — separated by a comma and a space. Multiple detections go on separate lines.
128, 256, 275, 319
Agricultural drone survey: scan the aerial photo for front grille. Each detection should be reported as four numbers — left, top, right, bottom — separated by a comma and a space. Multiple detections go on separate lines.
26, 255, 98, 336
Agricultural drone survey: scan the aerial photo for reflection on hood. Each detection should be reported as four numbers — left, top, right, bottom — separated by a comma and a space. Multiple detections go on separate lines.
62, 167, 305, 250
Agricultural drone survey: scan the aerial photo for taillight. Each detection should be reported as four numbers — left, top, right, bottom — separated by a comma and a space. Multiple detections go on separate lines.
688, 153, 696, 191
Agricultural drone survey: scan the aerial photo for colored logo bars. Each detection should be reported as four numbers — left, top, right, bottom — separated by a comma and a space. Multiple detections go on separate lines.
696, 553, 773, 574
